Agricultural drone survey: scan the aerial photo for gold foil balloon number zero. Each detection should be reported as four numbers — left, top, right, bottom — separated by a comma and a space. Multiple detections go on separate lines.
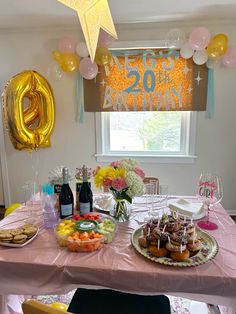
2, 71, 55, 151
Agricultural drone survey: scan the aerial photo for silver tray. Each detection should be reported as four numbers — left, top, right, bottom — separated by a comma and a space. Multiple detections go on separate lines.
131, 226, 218, 267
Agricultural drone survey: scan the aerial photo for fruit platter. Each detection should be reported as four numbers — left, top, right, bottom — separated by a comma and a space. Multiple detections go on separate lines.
131, 213, 218, 267
55, 212, 117, 252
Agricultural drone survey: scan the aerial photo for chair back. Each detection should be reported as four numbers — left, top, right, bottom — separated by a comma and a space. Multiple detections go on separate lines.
22, 300, 73, 314
143, 177, 160, 194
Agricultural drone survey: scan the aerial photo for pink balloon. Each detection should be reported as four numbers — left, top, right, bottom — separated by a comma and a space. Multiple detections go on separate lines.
98, 29, 115, 47
222, 46, 236, 68
189, 27, 211, 51
58, 37, 76, 53
79, 57, 98, 80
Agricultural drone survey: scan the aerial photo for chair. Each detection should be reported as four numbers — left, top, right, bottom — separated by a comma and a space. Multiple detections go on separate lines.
68, 289, 171, 314
143, 177, 160, 194
22, 300, 73, 314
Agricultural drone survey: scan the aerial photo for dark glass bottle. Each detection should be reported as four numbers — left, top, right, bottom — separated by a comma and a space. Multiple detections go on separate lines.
79, 165, 93, 214
59, 167, 74, 219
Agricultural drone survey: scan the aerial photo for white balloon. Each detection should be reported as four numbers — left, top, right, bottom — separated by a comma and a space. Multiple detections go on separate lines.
193, 50, 208, 65
76, 42, 89, 58
165, 28, 186, 49
47, 62, 63, 81
180, 43, 194, 59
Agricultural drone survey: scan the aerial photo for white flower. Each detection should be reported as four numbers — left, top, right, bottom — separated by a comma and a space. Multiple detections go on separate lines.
120, 158, 138, 171
125, 171, 145, 198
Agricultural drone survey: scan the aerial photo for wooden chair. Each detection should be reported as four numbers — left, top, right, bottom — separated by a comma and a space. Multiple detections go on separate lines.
22, 300, 73, 314
143, 177, 160, 194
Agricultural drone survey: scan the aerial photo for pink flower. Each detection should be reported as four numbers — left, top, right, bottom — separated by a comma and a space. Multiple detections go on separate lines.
110, 161, 121, 168
111, 177, 127, 191
92, 166, 101, 176
103, 178, 112, 188
134, 167, 145, 180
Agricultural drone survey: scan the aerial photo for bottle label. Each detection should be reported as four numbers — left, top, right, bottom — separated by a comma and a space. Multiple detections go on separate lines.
54, 184, 62, 194
61, 204, 73, 216
80, 202, 91, 215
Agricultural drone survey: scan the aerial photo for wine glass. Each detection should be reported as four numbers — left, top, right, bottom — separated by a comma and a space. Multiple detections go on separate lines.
197, 173, 223, 230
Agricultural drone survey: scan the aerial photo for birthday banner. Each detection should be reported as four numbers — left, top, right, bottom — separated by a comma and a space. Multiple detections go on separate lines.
84, 49, 209, 112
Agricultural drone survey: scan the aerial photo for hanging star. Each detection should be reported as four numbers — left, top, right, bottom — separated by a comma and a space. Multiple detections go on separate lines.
57, 0, 118, 62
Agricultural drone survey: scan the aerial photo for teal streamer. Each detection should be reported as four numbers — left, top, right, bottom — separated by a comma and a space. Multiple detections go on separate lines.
206, 69, 215, 119
76, 72, 84, 123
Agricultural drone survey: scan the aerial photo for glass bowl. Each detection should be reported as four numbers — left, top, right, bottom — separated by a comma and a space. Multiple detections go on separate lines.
96, 215, 117, 244
66, 231, 105, 252
55, 219, 76, 247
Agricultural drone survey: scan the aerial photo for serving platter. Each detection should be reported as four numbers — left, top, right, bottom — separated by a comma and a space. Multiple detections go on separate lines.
131, 226, 218, 267
0, 227, 39, 248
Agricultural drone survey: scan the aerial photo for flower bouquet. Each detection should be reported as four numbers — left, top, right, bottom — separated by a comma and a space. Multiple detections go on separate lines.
93, 159, 145, 222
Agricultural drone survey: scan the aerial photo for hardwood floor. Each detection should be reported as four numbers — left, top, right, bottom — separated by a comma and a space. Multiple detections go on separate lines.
231, 216, 236, 223
0, 206, 5, 220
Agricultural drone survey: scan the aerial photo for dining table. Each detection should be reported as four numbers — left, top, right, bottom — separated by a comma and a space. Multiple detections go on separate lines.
0, 195, 236, 314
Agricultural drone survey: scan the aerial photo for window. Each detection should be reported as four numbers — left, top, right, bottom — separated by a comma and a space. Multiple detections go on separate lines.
95, 111, 197, 164
92, 42, 203, 164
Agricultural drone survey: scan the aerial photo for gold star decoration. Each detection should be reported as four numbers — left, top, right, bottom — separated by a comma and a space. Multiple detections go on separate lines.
57, 0, 118, 62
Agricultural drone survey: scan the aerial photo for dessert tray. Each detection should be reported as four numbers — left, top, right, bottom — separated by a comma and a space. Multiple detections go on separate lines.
131, 226, 218, 267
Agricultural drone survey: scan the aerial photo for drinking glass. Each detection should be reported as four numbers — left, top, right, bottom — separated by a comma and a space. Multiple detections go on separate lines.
143, 183, 156, 221
22, 181, 36, 221
197, 173, 223, 230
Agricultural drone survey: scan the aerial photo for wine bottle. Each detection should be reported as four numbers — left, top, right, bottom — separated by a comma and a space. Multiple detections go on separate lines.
59, 167, 74, 219
79, 165, 93, 214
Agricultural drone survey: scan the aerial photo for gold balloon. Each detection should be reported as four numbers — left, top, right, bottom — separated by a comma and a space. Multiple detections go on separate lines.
207, 33, 228, 59
24, 94, 40, 127
53, 50, 80, 72
50, 302, 68, 311
2, 71, 55, 151
95, 47, 112, 66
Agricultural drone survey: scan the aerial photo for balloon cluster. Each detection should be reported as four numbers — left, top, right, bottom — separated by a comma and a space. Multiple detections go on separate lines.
166, 28, 236, 68
48, 30, 115, 81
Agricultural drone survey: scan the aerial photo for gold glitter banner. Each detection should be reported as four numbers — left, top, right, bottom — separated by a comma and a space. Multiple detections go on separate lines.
84, 49, 208, 112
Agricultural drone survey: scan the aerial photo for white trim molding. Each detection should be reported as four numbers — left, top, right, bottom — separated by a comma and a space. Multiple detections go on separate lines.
95, 154, 197, 164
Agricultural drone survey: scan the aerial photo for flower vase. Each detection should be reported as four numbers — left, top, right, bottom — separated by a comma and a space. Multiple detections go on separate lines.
111, 198, 131, 222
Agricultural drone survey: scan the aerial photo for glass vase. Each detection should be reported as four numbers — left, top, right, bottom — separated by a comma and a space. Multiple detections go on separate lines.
111, 198, 131, 222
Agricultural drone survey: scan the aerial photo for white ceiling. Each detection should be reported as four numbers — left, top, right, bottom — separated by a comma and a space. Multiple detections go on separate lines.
0, 0, 236, 29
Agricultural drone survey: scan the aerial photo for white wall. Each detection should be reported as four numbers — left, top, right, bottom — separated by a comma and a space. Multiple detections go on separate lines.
0, 161, 4, 205
0, 20, 236, 213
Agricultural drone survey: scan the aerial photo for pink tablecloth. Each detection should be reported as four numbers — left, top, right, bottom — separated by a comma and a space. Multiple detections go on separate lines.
0, 197, 236, 311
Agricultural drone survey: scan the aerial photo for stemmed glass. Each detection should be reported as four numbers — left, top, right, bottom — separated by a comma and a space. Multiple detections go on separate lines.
197, 173, 223, 230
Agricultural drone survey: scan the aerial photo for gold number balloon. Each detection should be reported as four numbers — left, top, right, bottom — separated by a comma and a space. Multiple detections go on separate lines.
2, 71, 55, 151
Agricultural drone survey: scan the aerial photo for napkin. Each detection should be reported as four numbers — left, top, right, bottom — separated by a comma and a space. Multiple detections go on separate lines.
94, 194, 113, 211
169, 199, 204, 217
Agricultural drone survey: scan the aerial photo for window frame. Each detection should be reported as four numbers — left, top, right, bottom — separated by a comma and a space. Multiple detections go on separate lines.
95, 111, 197, 164
95, 40, 198, 164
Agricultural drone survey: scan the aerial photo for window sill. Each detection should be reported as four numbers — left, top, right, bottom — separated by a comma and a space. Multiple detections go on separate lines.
95, 154, 197, 164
